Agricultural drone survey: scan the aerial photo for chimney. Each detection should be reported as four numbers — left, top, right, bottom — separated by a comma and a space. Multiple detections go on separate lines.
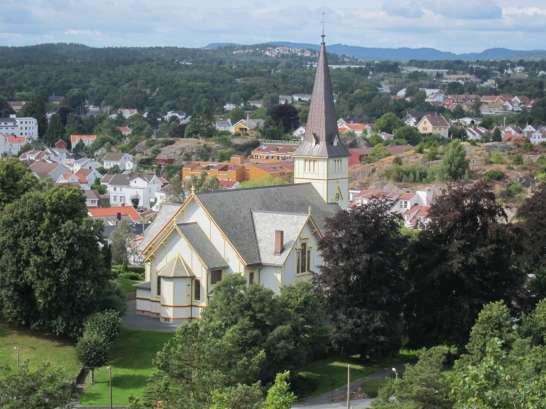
274, 230, 284, 255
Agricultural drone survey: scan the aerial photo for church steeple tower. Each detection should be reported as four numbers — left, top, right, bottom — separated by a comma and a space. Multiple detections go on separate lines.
294, 33, 349, 208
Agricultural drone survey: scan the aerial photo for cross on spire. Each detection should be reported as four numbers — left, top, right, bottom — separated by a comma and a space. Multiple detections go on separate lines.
321, 11, 326, 43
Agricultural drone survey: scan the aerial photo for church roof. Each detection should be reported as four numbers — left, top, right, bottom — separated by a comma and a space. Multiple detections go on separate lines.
294, 37, 349, 158
252, 211, 310, 266
196, 183, 339, 265
158, 256, 193, 278
177, 222, 228, 270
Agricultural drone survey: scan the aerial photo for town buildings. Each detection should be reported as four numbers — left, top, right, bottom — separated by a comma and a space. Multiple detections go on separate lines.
70, 134, 97, 150
0, 115, 38, 140
417, 113, 450, 138
102, 152, 135, 171
102, 173, 163, 210
137, 35, 350, 322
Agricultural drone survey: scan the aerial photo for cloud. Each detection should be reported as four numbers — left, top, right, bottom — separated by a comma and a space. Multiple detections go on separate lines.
382, 0, 424, 18
383, 0, 502, 20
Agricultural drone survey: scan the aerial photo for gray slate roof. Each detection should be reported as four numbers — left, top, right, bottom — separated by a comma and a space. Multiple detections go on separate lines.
140, 203, 180, 250
196, 183, 339, 265
177, 222, 228, 270
294, 39, 349, 158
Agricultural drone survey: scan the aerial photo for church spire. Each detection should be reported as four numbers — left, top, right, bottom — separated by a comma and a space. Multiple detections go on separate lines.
294, 33, 348, 158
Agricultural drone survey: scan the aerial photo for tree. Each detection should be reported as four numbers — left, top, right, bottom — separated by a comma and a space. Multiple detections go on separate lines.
145, 277, 327, 408
77, 333, 108, 383
0, 364, 74, 409
21, 95, 47, 137
318, 199, 408, 357
111, 218, 132, 267
190, 171, 220, 193
393, 126, 422, 146
0, 98, 15, 117
263, 371, 296, 409
268, 104, 300, 133
210, 383, 263, 409
374, 112, 403, 134
492, 127, 502, 142
365, 143, 391, 163
228, 106, 245, 124
82, 309, 122, 346
44, 114, 65, 146
372, 346, 453, 409
405, 183, 526, 346
517, 183, 546, 271
438, 140, 468, 181
0, 158, 39, 211
0, 186, 119, 338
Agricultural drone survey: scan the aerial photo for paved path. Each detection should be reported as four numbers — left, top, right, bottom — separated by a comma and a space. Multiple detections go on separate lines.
296, 366, 402, 408
122, 300, 181, 332
293, 399, 373, 409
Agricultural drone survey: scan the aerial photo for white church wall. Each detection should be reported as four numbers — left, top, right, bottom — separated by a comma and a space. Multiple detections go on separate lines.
260, 266, 282, 293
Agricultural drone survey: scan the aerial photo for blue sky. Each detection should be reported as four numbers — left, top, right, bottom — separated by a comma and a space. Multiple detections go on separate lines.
1, 0, 546, 52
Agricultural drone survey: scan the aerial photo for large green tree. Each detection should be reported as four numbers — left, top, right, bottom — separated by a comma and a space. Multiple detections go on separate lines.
21, 95, 48, 137
0, 364, 74, 409
0, 158, 39, 211
405, 182, 525, 346
318, 198, 408, 358
438, 140, 469, 181
0, 186, 119, 338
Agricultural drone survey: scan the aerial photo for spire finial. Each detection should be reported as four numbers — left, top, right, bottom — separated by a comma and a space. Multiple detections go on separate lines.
321, 11, 326, 43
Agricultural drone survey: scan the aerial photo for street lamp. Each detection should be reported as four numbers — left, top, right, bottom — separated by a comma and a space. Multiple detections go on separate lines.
14, 346, 19, 369
107, 366, 113, 409
392, 367, 398, 380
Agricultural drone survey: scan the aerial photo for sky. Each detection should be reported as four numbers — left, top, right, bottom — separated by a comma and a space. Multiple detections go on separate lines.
1, 0, 546, 52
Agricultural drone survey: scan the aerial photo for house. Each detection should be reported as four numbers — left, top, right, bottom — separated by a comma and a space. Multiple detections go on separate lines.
403, 205, 431, 229
0, 115, 38, 140
404, 112, 421, 127
292, 94, 312, 103
337, 119, 370, 136
54, 139, 67, 150
117, 126, 132, 137
75, 168, 101, 189
247, 100, 263, 109
102, 173, 163, 209
102, 152, 135, 171
55, 172, 81, 186
163, 111, 187, 122
250, 142, 298, 161
84, 189, 100, 208
231, 118, 264, 136
215, 119, 232, 133
223, 103, 238, 112
466, 127, 489, 141
136, 35, 351, 322
70, 134, 97, 150
293, 126, 306, 139
115, 108, 139, 119
351, 188, 433, 216
72, 158, 101, 173
0, 135, 27, 156
279, 95, 293, 104
417, 113, 450, 138
7, 100, 26, 112
530, 129, 546, 145
29, 160, 71, 181
88, 206, 141, 224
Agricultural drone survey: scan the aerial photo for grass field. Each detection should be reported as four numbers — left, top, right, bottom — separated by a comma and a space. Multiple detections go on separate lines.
298, 350, 418, 398
80, 329, 173, 406
0, 323, 80, 377
112, 265, 144, 297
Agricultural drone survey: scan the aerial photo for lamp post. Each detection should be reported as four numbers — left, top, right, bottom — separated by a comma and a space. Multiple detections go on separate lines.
108, 366, 113, 409
346, 363, 351, 409
14, 346, 19, 369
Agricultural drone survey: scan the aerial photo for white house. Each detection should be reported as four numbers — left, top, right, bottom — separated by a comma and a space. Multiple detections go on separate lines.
102, 152, 135, 171
103, 173, 163, 209
0, 115, 38, 140
0, 135, 27, 156
137, 36, 350, 322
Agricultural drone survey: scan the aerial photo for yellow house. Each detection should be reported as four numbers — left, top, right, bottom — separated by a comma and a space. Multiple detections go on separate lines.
231, 118, 265, 136
417, 113, 450, 138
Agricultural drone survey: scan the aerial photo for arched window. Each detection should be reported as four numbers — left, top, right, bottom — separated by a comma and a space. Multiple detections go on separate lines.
194, 279, 201, 301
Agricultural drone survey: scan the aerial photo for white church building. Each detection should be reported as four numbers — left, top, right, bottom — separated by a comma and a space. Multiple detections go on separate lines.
136, 35, 350, 322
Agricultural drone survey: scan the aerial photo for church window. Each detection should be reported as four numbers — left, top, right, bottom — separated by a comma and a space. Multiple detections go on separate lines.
211, 269, 223, 285
157, 276, 161, 296
249, 272, 255, 285
194, 279, 201, 301
297, 242, 311, 274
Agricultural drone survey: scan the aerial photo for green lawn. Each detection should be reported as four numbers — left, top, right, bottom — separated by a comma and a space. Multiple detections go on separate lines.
80, 329, 173, 406
298, 350, 418, 398
0, 323, 80, 377
112, 265, 144, 297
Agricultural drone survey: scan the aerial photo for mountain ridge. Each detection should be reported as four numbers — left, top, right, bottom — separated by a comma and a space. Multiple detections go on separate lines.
206, 41, 546, 61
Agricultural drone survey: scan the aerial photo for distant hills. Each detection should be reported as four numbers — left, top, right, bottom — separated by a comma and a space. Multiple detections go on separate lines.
206, 41, 546, 61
